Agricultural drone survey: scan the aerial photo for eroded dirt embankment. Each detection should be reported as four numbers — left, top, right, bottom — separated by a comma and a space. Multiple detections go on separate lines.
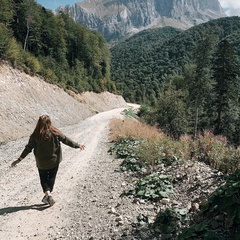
0, 63, 127, 142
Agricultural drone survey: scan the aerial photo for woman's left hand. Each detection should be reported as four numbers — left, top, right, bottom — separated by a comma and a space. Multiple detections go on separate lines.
11, 159, 21, 167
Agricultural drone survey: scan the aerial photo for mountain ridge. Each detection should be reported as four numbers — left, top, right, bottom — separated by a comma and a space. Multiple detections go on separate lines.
57, 0, 226, 43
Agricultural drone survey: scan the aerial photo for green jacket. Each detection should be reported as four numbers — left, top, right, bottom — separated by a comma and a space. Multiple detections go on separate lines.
20, 133, 80, 170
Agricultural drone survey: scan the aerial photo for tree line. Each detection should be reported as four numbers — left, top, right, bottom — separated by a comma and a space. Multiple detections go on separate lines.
110, 17, 240, 145
139, 33, 240, 145
111, 17, 240, 104
0, 0, 116, 93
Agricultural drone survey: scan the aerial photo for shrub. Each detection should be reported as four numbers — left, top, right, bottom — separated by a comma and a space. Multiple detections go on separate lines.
153, 208, 188, 235
125, 172, 173, 201
138, 105, 157, 125
137, 137, 189, 172
178, 223, 226, 240
41, 68, 58, 83
193, 131, 240, 173
5, 38, 22, 67
122, 108, 139, 119
108, 139, 141, 159
120, 157, 147, 172
108, 139, 147, 173
24, 53, 41, 73
110, 120, 240, 174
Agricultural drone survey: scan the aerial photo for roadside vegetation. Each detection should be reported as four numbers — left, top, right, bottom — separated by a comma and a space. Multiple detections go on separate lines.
109, 113, 240, 239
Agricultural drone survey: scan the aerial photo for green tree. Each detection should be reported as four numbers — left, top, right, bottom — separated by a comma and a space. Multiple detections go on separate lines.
155, 82, 188, 138
0, 23, 12, 58
212, 39, 240, 141
188, 33, 216, 137
40, 11, 67, 64
0, 0, 14, 26
22, 0, 36, 51
12, 0, 29, 47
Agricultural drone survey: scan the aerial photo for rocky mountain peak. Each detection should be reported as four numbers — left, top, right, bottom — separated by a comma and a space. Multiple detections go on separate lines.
56, 0, 226, 43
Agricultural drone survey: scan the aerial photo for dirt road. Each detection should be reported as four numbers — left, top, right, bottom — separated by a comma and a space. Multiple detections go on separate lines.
0, 107, 144, 240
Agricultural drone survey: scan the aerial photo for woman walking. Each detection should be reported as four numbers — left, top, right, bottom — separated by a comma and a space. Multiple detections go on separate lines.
11, 115, 85, 206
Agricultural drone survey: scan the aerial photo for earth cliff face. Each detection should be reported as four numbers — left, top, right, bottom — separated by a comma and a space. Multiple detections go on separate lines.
0, 62, 127, 142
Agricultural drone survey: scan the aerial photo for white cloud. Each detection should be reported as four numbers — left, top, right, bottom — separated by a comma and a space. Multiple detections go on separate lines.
219, 0, 240, 16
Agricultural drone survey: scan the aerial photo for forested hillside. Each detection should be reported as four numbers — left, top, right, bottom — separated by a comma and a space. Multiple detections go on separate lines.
111, 16, 240, 104
0, 0, 115, 93
111, 16, 240, 145
111, 27, 183, 102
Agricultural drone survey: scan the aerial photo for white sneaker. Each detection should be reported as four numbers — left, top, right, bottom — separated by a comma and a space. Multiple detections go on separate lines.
42, 195, 49, 204
47, 195, 56, 206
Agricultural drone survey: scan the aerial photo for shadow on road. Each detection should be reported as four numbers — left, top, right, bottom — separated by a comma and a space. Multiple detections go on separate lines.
0, 204, 50, 215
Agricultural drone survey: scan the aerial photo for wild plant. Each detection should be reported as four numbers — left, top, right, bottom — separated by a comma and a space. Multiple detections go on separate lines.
193, 131, 240, 173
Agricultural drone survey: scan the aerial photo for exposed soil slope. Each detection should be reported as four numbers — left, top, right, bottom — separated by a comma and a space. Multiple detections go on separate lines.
0, 62, 127, 142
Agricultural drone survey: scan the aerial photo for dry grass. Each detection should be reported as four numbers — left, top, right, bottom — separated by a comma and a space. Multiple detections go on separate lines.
109, 118, 165, 142
109, 119, 240, 173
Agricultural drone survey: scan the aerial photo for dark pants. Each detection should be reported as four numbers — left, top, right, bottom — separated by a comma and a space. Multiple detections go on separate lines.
38, 166, 59, 193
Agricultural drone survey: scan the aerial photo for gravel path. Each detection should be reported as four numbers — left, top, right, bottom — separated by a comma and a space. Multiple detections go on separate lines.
0, 107, 148, 240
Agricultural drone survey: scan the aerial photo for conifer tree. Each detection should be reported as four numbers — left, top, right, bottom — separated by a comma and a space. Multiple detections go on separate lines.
155, 82, 188, 138
188, 33, 216, 137
212, 39, 240, 141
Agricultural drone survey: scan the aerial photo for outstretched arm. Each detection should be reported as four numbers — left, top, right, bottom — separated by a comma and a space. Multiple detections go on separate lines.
11, 137, 35, 167
59, 134, 86, 150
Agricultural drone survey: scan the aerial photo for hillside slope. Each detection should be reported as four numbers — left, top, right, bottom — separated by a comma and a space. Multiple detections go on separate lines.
110, 16, 240, 103
0, 63, 127, 142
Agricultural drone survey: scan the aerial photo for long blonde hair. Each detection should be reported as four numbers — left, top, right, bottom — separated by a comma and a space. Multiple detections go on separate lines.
31, 115, 61, 142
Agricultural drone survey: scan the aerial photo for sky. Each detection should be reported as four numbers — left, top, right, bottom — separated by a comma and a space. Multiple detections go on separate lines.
36, 0, 82, 11
219, 0, 240, 16
36, 0, 240, 16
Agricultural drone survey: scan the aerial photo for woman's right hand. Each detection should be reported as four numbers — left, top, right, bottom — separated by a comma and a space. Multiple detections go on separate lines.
79, 144, 86, 151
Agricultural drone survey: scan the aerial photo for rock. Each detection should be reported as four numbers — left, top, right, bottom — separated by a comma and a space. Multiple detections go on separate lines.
108, 207, 116, 214
115, 216, 124, 222
172, 200, 179, 205
118, 221, 124, 226
132, 198, 139, 204
139, 199, 145, 204
160, 198, 170, 205
187, 202, 192, 210
191, 203, 200, 211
